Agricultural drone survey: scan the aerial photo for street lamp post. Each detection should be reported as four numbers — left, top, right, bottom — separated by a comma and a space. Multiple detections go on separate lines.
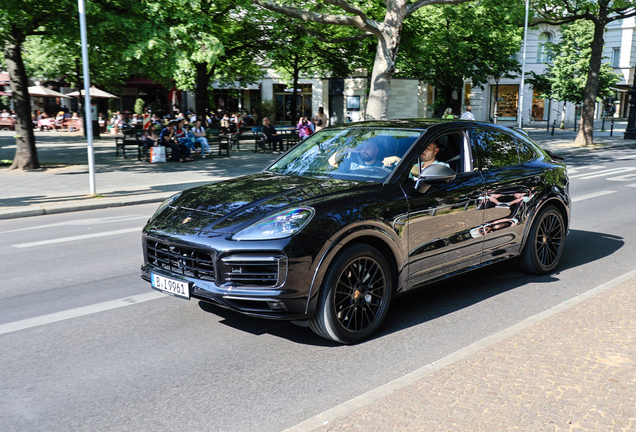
493, 75, 500, 124
624, 69, 636, 139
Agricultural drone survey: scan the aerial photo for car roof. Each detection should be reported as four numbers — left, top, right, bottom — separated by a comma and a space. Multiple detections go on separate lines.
329, 120, 535, 141
328, 118, 515, 130
329, 119, 443, 130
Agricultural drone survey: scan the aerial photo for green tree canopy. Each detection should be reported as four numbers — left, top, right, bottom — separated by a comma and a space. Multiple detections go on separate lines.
528, 20, 620, 107
397, 0, 524, 114
131, 0, 269, 118
265, 19, 371, 123
531, 0, 636, 145
252, 0, 476, 120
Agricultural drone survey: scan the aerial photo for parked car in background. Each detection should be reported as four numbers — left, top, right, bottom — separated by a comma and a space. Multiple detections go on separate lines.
141, 119, 570, 344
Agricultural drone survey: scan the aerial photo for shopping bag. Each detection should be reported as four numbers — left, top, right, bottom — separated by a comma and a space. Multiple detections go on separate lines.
151, 145, 166, 163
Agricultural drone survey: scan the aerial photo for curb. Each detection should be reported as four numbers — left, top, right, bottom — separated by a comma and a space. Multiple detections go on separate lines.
0, 194, 170, 220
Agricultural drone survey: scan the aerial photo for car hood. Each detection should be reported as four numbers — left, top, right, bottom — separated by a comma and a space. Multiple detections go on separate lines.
147, 171, 366, 235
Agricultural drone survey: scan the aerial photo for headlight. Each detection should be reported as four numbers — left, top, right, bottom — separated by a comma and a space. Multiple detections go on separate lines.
151, 192, 182, 220
232, 207, 315, 241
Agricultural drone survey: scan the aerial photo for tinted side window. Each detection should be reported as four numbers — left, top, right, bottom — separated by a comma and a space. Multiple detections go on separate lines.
516, 139, 536, 163
470, 128, 520, 170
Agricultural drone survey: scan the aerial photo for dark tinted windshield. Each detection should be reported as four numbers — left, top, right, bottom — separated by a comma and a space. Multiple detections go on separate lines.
267, 128, 423, 182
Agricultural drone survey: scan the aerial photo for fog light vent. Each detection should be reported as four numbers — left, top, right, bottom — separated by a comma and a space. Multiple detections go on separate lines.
220, 254, 286, 287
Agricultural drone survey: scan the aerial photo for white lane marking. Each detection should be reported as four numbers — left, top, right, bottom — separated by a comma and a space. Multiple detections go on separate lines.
566, 165, 606, 174
0, 291, 166, 336
283, 268, 636, 432
12, 227, 141, 248
571, 190, 617, 202
0, 215, 148, 234
569, 167, 636, 179
607, 173, 636, 182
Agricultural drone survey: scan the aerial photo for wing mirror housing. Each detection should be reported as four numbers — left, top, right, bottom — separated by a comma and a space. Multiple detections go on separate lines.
415, 164, 457, 193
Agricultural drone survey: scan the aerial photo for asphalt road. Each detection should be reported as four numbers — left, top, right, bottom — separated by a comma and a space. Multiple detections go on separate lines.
2, 144, 636, 432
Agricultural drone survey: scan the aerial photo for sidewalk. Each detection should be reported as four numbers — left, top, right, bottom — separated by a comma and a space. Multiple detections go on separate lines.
0, 131, 279, 219
1, 122, 635, 220
298, 271, 636, 432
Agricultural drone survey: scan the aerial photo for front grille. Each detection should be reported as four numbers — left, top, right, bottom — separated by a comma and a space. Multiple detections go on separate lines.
147, 241, 215, 282
220, 254, 286, 287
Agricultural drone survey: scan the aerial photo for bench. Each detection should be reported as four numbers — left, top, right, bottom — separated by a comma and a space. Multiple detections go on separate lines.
206, 129, 264, 155
206, 129, 229, 156
252, 128, 269, 153
0, 117, 15, 130
115, 129, 146, 160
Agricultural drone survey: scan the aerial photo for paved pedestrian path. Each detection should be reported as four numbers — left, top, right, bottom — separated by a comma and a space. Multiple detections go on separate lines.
0, 131, 279, 219
295, 271, 636, 432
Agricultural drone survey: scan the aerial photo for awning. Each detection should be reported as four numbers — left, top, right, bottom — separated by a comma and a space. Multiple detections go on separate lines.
28, 86, 70, 98
66, 87, 119, 99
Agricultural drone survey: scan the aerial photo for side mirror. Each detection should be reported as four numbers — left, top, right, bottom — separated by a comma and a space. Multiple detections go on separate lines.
415, 164, 456, 193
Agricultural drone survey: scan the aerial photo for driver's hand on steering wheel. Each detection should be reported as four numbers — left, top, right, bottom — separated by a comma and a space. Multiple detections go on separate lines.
382, 156, 401, 167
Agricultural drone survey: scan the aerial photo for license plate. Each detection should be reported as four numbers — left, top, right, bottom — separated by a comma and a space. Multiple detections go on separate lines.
151, 273, 190, 299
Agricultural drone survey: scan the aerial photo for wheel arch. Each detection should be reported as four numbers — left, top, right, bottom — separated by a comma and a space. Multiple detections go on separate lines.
304, 227, 404, 316
520, 193, 570, 252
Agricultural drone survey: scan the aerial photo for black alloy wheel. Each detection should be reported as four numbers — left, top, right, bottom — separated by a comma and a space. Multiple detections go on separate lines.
518, 205, 565, 275
310, 244, 392, 344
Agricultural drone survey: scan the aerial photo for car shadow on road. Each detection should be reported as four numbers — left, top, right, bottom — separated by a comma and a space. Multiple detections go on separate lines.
379, 229, 623, 340
198, 229, 623, 346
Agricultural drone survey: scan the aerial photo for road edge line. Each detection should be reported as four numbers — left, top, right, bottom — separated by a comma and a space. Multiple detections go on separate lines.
282, 267, 636, 432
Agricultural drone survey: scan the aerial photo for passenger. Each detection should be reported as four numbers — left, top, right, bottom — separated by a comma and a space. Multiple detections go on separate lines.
382, 141, 450, 176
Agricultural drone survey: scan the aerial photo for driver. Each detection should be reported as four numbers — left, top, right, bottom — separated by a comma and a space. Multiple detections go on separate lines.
328, 140, 385, 171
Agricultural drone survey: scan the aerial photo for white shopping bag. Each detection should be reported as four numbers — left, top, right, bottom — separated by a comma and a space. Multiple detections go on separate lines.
151, 145, 166, 163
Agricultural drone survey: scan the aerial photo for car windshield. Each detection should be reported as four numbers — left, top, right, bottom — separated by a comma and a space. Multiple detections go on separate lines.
267, 128, 424, 182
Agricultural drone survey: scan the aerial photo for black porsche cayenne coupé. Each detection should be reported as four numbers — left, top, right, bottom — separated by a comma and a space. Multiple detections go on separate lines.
141, 119, 570, 344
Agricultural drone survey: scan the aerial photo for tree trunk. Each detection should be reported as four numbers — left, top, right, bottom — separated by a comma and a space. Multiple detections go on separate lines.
366, 41, 394, 120
575, 20, 605, 146
3, 31, 38, 170
195, 62, 210, 123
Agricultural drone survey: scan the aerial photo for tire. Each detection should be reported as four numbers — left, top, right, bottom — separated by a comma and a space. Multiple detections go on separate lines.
309, 244, 392, 344
517, 205, 565, 275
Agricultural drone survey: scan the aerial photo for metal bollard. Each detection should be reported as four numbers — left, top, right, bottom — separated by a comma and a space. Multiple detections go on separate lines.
574, 116, 577, 132
601, 116, 606, 132
551, 120, 556, 136
610, 118, 614, 137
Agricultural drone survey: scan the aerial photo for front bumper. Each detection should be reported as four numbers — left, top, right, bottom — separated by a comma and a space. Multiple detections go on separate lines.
142, 264, 311, 319
141, 232, 318, 320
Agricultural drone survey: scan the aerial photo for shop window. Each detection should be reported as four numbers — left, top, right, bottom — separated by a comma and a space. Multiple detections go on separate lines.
492, 85, 519, 121
463, 83, 471, 106
532, 89, 545, 121
274, 84, 312, 124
